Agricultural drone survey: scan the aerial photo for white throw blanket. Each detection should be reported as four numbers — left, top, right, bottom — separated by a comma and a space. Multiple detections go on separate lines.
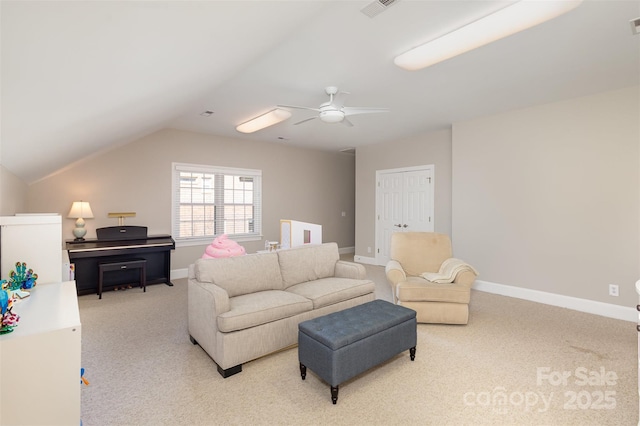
420, 258, 478, 284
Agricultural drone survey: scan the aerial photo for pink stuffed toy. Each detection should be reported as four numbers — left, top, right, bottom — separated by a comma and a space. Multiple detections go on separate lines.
202, 234, 246, 258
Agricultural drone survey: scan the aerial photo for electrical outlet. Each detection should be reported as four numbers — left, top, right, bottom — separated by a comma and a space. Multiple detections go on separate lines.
609, 284, 619, 297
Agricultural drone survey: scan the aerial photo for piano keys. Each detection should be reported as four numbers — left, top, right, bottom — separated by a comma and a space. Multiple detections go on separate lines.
66, 226, 175, 296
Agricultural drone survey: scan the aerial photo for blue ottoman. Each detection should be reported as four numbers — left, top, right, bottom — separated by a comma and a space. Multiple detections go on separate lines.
298, 299, 417, 404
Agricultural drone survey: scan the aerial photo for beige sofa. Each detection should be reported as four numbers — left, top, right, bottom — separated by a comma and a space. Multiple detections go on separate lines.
188, 242, 375, 377
386, 232, 477, 325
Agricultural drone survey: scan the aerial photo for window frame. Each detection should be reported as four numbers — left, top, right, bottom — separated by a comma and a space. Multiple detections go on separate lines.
171, 162, 262, 247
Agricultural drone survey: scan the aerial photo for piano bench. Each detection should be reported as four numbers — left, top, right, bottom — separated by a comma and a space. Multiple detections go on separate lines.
98, 259, 146, 299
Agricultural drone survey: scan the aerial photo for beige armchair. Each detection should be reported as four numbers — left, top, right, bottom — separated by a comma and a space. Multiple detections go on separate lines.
385, 232, 477, 325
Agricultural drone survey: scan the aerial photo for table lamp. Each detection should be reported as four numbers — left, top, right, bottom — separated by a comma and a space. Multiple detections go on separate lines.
67, 201, 94, 241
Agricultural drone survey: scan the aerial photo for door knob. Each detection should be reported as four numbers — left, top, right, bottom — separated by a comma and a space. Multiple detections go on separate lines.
402, 224, 408, 228
394, 224, 402, 227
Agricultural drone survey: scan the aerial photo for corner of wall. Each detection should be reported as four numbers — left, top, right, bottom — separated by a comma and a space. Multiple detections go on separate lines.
0, 165, 28, 215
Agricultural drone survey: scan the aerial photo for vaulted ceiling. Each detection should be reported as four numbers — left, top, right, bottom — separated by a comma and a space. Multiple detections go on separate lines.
2, 1, 639, 183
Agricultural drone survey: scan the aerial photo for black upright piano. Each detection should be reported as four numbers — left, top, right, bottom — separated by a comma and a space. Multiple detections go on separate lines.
66, 226, 175, 296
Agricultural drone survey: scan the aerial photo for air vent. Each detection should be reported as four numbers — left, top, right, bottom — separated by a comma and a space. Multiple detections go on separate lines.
631, 17, 640, 35
361, 0, 399, 18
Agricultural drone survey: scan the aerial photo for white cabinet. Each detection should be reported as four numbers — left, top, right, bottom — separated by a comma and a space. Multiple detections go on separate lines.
0, 214, 63, 284
0, 281, 81, 426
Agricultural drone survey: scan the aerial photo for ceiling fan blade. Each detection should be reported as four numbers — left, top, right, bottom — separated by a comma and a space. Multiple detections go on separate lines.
278, 104, 320, 112
294, 117, 318, 125
342, 117, 354, 127
342, 106, 389, 116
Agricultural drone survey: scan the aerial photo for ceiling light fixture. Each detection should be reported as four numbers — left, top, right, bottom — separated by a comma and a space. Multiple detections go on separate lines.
236, 108, 292, 134
394, 0, 583, 71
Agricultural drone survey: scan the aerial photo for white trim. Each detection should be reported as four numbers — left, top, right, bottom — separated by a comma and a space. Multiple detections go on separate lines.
376, 164, 436, 174
474, 279, 636, 322
339, 246, 355, 255
354, 255, 378, 265
174, 234, 262, 248
171, 268, 189, 280
173, 162, 261, 176
171, 162, 262, 244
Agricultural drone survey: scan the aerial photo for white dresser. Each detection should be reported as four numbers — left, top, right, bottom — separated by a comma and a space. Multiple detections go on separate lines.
0, 281, 81, 425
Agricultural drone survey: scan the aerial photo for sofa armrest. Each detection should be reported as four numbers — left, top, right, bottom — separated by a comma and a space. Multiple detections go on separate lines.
385, 260, 407, 304
453, 269, 477, 288
335, 260, 367, 280
187, 269, 231, 355
385, 260, 407, 286
189, 279, 231, 316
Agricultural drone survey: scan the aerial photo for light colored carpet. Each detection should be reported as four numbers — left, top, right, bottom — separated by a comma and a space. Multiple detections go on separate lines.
78, 262, 638, 425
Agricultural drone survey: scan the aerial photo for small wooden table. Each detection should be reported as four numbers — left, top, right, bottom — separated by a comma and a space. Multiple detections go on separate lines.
98, 259, 146, 299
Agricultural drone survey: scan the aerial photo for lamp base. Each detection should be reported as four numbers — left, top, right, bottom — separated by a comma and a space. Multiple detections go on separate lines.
72, 224, 87, 241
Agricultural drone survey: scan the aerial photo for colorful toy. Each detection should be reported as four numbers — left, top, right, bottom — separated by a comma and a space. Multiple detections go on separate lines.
0, 281, 19, 334
7, 262, 38, 291
80, 368, 90, 386
202, 234, 246, 259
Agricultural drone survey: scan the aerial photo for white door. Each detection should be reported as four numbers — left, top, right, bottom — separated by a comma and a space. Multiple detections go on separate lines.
376, 166, 434, 265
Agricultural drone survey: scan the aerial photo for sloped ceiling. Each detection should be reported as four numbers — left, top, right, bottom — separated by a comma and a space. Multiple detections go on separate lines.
2, 0, 639, 184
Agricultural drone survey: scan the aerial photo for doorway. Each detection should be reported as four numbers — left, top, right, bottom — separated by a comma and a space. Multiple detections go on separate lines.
375, 165, 434, 265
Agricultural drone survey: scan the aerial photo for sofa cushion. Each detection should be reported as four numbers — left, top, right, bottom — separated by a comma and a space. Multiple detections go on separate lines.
217, 290, 312, 333
278, 243, 340, 288
395, 276, 470, 304
195, 253, 283, 297
286, 277, 376, 309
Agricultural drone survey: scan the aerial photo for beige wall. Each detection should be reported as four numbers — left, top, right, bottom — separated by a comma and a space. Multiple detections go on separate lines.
354, 128, 452, 260
27, 128, 355, 270
452, 86, 639, 307
0, 165, 28, 215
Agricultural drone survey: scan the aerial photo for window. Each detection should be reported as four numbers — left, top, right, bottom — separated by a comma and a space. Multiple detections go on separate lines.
172, 163, 262, 246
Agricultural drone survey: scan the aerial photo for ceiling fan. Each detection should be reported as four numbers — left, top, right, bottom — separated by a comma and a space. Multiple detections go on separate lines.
278, 86, 389, 127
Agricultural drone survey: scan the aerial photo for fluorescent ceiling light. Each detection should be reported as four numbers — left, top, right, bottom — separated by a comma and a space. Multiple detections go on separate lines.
236, 108, 292, 133
394, 0, 583, 71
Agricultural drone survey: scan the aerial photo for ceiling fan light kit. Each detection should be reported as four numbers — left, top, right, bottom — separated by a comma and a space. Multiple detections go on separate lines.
394, 0, 584, 71
279, 86, 389, 126
235, 108, 292, 133
319, 109, 345, 123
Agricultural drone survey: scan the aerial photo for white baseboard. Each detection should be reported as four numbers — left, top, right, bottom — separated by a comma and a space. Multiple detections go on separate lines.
339, 246, 355, 255
474, 279, 637, 323
171, 268, 188, 280
354, 255, 378, 265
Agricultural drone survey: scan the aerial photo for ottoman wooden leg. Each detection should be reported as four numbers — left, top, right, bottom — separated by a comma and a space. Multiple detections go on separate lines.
331, 385, 339, 404
410, 346, 416, 361
300, 363, 306, 380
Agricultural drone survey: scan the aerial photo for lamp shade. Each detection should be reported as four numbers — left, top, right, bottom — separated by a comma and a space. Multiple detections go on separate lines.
67, 201, 94, 219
